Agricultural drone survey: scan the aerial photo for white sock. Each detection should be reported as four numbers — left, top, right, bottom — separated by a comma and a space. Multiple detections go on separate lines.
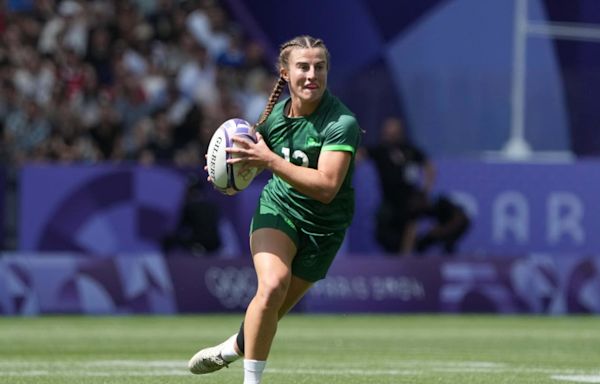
220, 334, 241, 363
243, 359, 266, 384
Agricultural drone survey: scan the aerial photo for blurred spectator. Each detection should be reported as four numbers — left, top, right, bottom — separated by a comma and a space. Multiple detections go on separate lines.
162, 173, 222, 256
243, 39, 272, 74
56, 46, 86, 100
175, 34, 217, 109
85, 25, 115, 86
38, 0, 88, 56
364, 117, 436, 255
185, 0, 231, 60
72, 64, 104, 129
415, 194, 471, 255
217, 29, 245, 69
0, 81, 19, 147
112, 70, 151, 132
89, 97, 122, 160
143, 108, 175, 163
4, 96, 52, 164
47, 91, 98, 162
123, 116, 152, 161
13, 47, 55, 105
241, 70, 276, 124
147, 0, 180, 43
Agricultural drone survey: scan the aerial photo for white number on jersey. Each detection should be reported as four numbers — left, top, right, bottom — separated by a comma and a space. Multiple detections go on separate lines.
281, 147, 309, 167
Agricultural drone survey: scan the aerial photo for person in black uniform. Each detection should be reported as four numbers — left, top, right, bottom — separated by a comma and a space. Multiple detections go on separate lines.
366, 117, 435, 255
415, 194, 471, 255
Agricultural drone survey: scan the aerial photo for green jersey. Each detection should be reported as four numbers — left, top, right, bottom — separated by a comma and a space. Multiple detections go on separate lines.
257, 90, 361, 232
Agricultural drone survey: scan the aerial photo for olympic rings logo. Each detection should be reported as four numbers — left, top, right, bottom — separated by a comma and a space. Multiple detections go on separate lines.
204, 266, 257, 309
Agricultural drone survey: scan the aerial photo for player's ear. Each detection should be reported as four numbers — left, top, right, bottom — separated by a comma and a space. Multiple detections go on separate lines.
280, 68, 289, 82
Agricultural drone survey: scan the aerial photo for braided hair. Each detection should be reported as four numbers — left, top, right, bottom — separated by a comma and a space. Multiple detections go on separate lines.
253, 35, 330, 129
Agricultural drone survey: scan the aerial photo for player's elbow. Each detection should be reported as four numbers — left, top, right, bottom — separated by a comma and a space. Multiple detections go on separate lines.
316, 193, 335, 205
315, 186, 339, 204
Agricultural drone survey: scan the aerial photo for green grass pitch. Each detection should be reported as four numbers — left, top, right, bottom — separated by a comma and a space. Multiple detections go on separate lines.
0, 314, 598, 384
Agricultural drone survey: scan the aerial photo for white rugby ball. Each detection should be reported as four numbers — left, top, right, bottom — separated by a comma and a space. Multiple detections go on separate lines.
206, 118, 258, 193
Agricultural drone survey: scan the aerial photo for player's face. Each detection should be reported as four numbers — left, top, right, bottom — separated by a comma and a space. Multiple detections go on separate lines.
283, 47, 328, 105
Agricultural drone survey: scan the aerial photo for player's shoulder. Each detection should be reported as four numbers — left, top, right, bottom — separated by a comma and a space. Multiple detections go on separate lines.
323, 93, 358, 123
322, 100, 360, 134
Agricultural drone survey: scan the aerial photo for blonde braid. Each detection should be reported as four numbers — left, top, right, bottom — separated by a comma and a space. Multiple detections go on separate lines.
253, 76, 287, 129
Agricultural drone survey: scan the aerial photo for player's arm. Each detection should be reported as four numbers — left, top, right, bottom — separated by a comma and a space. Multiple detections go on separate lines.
228, 134, 351, 204
270, 149, 351, 204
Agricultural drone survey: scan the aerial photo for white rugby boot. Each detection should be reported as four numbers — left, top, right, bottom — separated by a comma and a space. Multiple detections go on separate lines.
188, 341, 230, 374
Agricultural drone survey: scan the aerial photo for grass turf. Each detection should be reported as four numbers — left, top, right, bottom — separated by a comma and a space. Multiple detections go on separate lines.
0, 314, 598, 384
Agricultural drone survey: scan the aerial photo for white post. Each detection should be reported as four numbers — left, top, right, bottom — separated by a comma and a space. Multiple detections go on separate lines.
503, 0, 532, 159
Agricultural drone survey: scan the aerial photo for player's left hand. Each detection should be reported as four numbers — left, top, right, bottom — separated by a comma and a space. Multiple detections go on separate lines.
227, 133, 275, 171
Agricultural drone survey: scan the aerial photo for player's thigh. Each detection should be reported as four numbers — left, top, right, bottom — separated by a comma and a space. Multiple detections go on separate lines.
250, 228, 297, 291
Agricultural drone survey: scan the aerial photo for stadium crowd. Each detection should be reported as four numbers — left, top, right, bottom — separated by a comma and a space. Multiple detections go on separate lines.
0, 0, 275, 166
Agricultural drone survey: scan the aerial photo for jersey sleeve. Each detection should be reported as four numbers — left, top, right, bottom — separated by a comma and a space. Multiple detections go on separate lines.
322, 115, 361, 154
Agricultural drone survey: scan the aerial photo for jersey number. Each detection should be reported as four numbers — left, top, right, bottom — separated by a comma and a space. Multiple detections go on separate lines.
281, 147, 309, 167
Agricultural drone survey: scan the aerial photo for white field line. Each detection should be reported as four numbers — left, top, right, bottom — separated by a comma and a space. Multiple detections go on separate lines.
0, 359, 504, 369
1, 371, 51, 376
552, 376, 600, 383
0, 370, 189, 377
83, 360, 184, 368
0, 359, 598, 379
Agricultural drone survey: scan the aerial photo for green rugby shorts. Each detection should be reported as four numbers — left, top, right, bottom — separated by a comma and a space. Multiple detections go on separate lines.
249, 199, 346, 282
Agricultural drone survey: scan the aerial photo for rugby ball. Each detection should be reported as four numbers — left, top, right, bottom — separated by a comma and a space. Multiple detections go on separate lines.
206, 118, 258, 193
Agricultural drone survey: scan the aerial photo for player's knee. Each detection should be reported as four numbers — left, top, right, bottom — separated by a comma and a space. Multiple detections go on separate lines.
255, 275, 290, 310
